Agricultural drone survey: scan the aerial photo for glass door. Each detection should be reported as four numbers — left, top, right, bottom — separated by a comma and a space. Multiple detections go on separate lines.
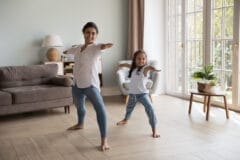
211, 0, 234, 104
185, 0, 204, 92
166, 0, 184, 96
166, 0, 240, 110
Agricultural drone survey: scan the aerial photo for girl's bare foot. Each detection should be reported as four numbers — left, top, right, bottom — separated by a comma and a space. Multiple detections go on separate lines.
101, 137, 110, 151
116, 119, 128, 125
67, 124, 84, 130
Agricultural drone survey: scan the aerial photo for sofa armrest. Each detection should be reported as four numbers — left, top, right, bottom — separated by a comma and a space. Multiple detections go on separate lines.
150, 71, 161, 94
49, 76, 73, 87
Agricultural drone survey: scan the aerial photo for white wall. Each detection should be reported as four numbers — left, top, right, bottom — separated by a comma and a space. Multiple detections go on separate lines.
0, 0, 128, 86
144, 0, 166, 94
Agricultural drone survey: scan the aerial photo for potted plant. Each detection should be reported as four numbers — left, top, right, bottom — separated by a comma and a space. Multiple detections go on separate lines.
191, 64, 217, 93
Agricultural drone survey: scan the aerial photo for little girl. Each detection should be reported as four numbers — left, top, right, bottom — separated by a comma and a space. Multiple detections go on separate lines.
117, 50, 160, 138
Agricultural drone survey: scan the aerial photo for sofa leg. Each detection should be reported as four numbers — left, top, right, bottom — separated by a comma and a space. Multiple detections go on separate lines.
64, 106, 70, 114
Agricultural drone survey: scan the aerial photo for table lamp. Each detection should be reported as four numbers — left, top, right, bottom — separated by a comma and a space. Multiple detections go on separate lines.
42, 35, 63, 61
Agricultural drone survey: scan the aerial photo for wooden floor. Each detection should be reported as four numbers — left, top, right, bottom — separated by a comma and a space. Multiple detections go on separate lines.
1, 95, 240, 160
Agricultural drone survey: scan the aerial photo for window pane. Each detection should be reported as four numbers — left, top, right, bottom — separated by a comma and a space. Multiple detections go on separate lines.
214, 0, 223, 8
188, 41, 196, 67
225, 71, 232, 103
187, 14, 195, 39
168, 17, 175, 41
196, 13, 203, 39
187, 0, 194, 12
225, 7, 233, 38
196, 41, 203, 67
224, 0, 233, 6
176, 0, 182, 15
224, 71, 232, 90
196, 0, 203, 11
224, 40, 233, 70
177, 42, 183, 91
213, 9, 222, 39
213, 41, 222, 69
214, 70, 222, 84
176, 16, 182, 41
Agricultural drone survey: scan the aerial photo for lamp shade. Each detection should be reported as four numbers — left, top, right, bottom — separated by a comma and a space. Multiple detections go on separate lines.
42, 34, 63, 47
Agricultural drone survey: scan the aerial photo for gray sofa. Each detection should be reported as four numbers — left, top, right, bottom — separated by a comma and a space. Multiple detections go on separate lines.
0, 64, 73, 116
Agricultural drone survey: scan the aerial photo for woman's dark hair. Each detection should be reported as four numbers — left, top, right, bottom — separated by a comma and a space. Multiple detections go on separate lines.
128, 50, 147, 78
82, 22, 99, 34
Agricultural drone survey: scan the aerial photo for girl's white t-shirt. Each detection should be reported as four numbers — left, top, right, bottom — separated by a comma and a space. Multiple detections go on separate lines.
128, 67, 149, 94
66, 43, 103, 91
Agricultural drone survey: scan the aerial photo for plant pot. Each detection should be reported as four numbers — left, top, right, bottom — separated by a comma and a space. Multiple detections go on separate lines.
197, 82, 216, 93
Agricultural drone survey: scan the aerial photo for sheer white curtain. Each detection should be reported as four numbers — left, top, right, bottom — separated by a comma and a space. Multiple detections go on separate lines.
144, 0, 166, 94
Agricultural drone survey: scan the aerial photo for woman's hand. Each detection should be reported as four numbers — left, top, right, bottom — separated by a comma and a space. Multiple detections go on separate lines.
101, 43, 114, 50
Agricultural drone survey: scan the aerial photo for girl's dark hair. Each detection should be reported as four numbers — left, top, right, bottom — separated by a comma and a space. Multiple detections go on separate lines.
128, 50, 147, 78
82, 22, 99, 34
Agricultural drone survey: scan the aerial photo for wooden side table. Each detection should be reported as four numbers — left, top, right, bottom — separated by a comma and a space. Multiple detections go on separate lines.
188, 90, 229, 121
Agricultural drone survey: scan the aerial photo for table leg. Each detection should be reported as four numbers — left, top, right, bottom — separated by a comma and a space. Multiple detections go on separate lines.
223, 96, 229, 119
206, 96, 211, 121
188, 93, 193, 114
203, 96, 208, 112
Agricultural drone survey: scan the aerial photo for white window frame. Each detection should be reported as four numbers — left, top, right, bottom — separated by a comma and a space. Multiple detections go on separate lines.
166, 0, 240, 111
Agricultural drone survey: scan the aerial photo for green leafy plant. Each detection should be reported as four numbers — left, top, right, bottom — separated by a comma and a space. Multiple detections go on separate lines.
192, 65, 217, 86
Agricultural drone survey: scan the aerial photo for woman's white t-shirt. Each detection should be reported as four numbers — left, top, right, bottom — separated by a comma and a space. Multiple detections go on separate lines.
66, 43, 103, 91
128, 67, 149, 94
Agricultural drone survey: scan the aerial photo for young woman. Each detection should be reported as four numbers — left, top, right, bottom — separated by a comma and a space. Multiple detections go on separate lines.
117, 50, 160, 138
64, 22, 113, 151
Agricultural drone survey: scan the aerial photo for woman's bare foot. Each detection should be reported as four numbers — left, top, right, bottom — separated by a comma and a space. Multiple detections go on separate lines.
116, 119, 128, 125
101, 137, 110, 151
152, 128, 160, 138
101, 143, 110, 151
67, 124, 84, 130
152, 133, 160, 138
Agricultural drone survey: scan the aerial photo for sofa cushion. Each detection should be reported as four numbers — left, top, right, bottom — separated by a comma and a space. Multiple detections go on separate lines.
0, 64, 58, 89
49, 76, 73, 87
2, 85, 72, 104
0, 91, 12, 106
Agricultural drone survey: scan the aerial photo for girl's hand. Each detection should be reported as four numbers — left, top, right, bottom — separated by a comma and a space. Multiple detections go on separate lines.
101, 43, 114, 50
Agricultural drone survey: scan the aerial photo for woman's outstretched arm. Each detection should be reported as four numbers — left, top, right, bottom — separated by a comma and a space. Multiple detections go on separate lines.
100, 43, 114, 50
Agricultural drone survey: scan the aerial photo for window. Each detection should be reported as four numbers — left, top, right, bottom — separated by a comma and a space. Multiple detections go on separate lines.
166, 0, 240, 110
166, 0, 184, 95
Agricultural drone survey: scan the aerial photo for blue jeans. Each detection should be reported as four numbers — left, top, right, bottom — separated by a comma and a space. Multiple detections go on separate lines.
72, 85, 107, 137
125, 93, 157, 128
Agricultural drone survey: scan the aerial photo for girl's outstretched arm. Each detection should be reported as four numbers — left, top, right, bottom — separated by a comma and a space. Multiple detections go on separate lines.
101, 43, 114, 50
143, 65, 161, 76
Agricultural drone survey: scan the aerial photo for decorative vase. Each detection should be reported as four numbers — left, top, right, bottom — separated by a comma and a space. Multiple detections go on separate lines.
47, 48, 60, 62
197, 82, 216, 93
